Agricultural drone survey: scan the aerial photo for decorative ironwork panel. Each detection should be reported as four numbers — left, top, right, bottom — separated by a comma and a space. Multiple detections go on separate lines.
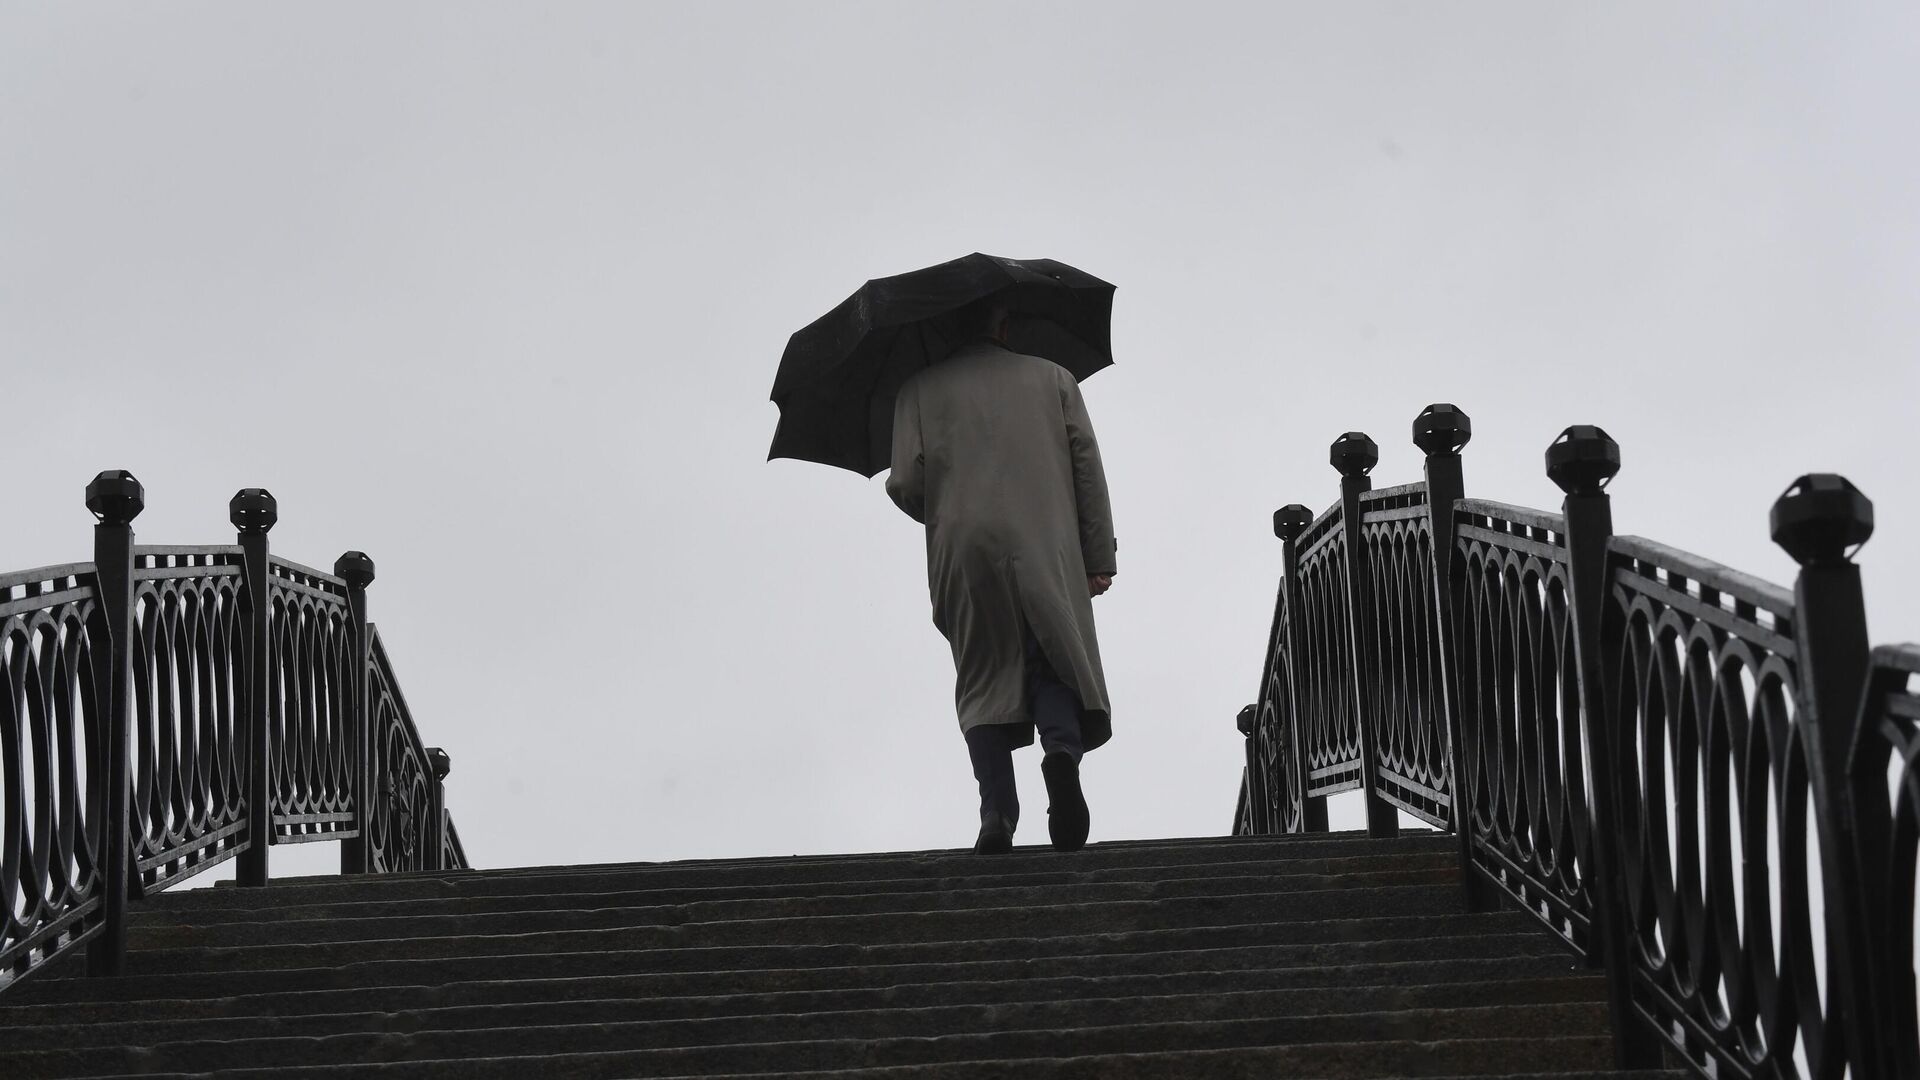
1453, 499, 1598, 953
127, 548, 250, 892
442, 815, 467, 871
366, 628, 438, 873
1294, 502, 1362, 797
1859, 644, 1920, 1077
1248, 587, 1302, 834
266, 558, 355, 841
1359, 482, 1451, 828
1604, 535, 1829, 1079
1233, 770, 1253, 836
0, 564, 106, 988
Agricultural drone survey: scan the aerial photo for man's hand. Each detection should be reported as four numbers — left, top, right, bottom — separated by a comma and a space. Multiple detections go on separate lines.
1088, 574, 1113, 598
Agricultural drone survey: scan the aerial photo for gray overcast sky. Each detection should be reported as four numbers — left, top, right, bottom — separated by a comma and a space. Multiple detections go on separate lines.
4, 3, 1916, 876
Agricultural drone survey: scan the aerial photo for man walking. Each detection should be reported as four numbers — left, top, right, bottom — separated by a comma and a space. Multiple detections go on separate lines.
885, 300, 1117, 854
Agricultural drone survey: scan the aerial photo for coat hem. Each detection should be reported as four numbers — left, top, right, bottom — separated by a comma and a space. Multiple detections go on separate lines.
957, 709, 1111, 754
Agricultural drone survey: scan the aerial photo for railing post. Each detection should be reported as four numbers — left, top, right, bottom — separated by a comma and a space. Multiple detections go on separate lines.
1770, 474, 1884, 1079
231, 489, 277, 888
335, 552, 375, 875
1414, 404, 1491, 911
1547, 426, 1659, 1070
1274, 503, 1329, 832
84, 471, 142, 978
1235, 704, 1264, 833
1332, 432, 1397, 838
426, 747, 451, 871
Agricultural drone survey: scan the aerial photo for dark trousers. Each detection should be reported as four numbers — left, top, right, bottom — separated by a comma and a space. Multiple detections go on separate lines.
964, 632, 1084, 827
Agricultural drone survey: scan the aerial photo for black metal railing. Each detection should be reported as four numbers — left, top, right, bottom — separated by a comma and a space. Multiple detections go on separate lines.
0, 472, 466, 993
1235, 406, 1913, 1079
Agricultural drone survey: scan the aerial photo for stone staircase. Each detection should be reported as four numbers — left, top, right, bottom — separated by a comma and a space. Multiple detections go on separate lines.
0, 832, 1680, 1079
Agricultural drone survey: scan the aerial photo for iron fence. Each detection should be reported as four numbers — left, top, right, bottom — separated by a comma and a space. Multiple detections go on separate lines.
0, 562, 107, 989
1235, 406, 1911, 1079
0, 472, 465, 992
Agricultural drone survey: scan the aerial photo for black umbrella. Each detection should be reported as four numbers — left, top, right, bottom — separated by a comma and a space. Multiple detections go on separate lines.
768, 252, 1115, 476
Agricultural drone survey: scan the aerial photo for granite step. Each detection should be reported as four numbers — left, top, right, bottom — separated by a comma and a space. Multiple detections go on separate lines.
131, 857, 1457, 923
6, 1003, 1611, 1078
2, 973, 1605, 1051
144, 834, 1455, 907
82, 1035, 1627, 1080
107, 905, 1542, 978
0, 957, 1589, 1022
127, 876, 1466, 951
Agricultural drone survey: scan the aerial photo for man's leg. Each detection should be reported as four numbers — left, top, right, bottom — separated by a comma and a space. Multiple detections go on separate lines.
1027, 662, 1084, 763
1025, 633, 1089, 852
963, 723, 1019, 853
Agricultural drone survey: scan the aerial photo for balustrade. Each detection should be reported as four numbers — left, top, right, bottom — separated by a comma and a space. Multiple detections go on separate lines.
0, 473, 465, 991
1236, 407, 1907, 1077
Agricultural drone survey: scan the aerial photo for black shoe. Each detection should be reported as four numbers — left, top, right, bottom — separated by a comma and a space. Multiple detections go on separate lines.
973, 812, 1015, 854
1041, 751, 1089, 852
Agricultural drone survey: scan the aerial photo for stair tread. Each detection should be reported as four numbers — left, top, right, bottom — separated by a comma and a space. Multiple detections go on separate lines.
135, 862, 1459, 922
654, 1066, 1680, 1080
0, 959, 1593, 1028
87, 1035, 1620, 1080
2, 974, 1607, 1049
7, 1004, 1613, 1076
105, 910, 1551, 979
128, 877, 1470, 949
157, 835, 1455, 905
258, 831, 1448, 883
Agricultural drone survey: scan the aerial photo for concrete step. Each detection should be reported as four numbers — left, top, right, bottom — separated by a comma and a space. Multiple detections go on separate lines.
109, 904, 1541, 978
6, 1002, 1611, 1078
645, 1064, 1680, 1080
127, 875, 1465, 950
85, 1035, 1625, 1080
645, 1065, 1684, 1080
353, 832, 1453, 883
132, 856, 1459, 923
146, 834, 1455, 908
0, 954, 1591, 1029
3, 973, 1606, 1051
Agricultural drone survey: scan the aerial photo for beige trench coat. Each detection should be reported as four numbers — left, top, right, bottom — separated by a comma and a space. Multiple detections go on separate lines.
885, 341, 1116, 751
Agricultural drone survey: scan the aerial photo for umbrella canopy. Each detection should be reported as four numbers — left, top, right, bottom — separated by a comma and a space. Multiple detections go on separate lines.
768, 252, 1115, 476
